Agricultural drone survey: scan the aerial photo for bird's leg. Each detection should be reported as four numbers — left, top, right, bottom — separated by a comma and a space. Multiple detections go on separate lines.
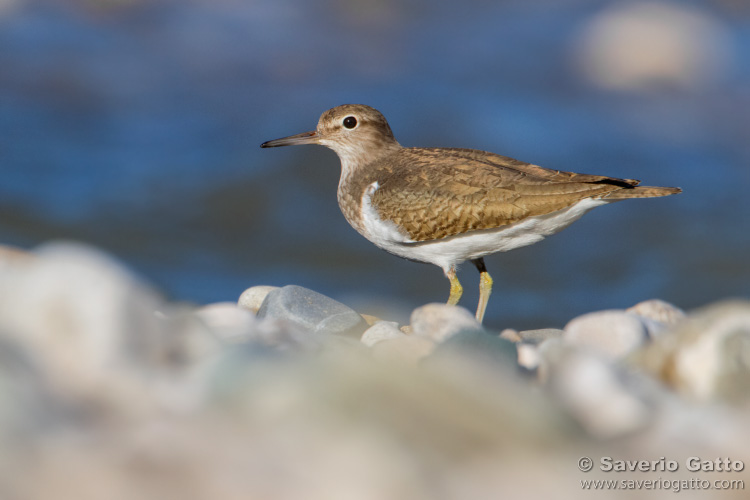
472, 258, 493, 323
446, 266, 463, 305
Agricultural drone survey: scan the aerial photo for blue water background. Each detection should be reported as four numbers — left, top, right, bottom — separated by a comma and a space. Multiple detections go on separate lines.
1, 0, 748, 328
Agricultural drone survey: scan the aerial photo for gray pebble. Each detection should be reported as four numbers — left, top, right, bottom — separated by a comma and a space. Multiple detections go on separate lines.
518, 328, 564, 345
257, 285, 369, 338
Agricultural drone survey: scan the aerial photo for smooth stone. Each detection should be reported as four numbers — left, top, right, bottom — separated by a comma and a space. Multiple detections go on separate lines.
360, 314, 383, 326
195, 302, 258, 343
192, 301, 322, 353
370, 335, 436, 365
515, 330, 563, 370
238, 286, 279, 314
156, 305, 226, 363
0, 242, 164, 398
499, 328, 521, 343
563, 310, 649, 359
633, 300, 750, 402
518, 328, 564, 345
517, 343, 541, 370
0, 241, 227, 418
638, 316, 670, 339
627, 299, 686, 327
410, 303, 482, 343
360, 321, 404, 347
257, 285, 369, 338
538, 340, 652, 438
627, 299, 686, 338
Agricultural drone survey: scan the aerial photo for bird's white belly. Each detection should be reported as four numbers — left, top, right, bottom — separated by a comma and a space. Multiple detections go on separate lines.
359, 184, 609, 274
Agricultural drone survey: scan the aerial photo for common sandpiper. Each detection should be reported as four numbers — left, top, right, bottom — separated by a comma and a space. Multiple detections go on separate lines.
261, 104, 681, 323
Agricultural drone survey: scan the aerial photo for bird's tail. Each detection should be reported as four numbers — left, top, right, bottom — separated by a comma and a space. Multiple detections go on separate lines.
604, 185, 682, 199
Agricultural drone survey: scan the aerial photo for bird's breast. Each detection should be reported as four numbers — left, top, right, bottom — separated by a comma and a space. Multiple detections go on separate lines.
336, 169, 369, 236
337, 173, 414, 249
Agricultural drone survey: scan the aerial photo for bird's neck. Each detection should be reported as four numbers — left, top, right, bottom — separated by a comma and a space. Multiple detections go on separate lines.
333, 141, 400, 235
323, 136, 401, 177
336, 141, 398, 187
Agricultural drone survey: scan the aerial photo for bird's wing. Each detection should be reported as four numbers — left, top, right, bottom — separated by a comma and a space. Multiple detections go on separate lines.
369, 147, 639, 242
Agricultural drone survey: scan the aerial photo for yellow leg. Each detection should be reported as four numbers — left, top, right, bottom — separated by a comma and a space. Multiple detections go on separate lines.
472, 258, 493, 323
476, 271, 493, 324
446, 267, 463, 305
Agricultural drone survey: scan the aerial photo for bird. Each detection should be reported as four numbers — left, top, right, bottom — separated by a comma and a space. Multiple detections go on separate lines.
261, 104, 681, 323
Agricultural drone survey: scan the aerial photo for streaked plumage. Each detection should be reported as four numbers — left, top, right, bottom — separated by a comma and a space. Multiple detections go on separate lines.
261, 104, 681, 323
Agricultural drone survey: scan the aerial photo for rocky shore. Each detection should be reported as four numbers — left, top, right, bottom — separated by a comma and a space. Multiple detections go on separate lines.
1, 242, 748, 499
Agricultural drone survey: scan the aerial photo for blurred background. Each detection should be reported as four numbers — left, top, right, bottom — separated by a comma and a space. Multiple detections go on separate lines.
1, 0, 748, 329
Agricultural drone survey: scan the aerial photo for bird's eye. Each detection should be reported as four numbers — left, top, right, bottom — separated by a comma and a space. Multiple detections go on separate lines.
343, 116, 358, 129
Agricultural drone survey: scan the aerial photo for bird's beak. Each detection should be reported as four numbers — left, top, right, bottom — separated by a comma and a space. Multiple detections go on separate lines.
260, 130, 319, 148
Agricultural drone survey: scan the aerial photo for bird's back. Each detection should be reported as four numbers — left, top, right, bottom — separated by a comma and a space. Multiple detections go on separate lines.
364, 147, 680, 242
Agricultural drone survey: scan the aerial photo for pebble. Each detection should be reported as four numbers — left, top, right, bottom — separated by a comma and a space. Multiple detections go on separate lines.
410, 303, 483, 343
499, 328, 521, 342
257, 285, 369, 338
155, 305, 225, 365
238, 285, 279, 313
0, 242, 166, 405
538, 341, 652, 438
3, 239, 750, 499
626, 299, 686, 338
513, 329, 565, 369
633, 300, 750, 402
360, 321, 404, 347
518, 328, 563, 345
195, 302, 258, 343
517, 343, 541, 370
360, 313, 383, 326
563, 310, 649, 359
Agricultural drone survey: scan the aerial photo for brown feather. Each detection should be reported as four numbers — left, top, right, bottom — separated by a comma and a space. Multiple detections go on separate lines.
356, 147, 678, 242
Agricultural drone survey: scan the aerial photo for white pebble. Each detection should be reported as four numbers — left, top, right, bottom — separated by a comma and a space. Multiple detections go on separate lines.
410, 303, 481, 343
0, 241, 165, 412
360, 321, 404, 347
195, 302, 257, 343
564, 310, 649, 359
517, 343, 541, 370
637, 300, 750, 401
238, 286, 279, 313
539, 342, 652, 438
627, 299, 685, 326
